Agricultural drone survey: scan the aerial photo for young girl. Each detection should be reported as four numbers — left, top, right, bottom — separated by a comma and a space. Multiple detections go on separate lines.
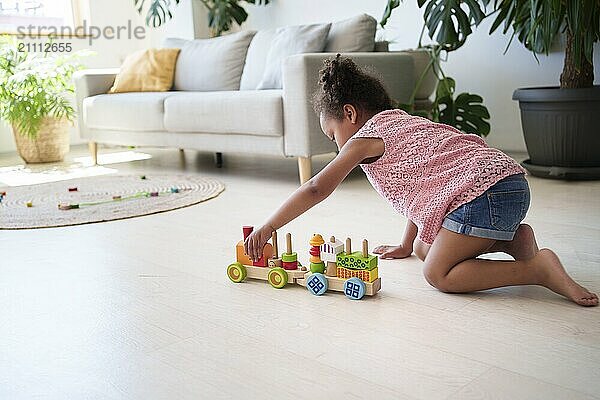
245, 55, 598, 307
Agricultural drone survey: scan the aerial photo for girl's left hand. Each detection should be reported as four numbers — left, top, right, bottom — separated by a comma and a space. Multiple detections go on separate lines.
244, 225, 274, 262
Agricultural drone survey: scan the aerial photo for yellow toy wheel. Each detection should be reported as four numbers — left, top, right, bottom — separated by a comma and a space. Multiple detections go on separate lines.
227, 262, 247, 283
267, 267, 288, 289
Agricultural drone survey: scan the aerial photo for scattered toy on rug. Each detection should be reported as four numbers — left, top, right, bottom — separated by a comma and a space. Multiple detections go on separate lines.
56, 183, 191, 211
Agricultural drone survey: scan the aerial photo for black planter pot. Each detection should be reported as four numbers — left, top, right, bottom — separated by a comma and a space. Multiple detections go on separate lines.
513, 86, 600, 180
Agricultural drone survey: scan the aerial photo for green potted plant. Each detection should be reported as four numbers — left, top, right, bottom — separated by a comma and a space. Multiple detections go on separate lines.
383, 0, 600, 179
380, 2, 491, 136
0, 37, 90, 163
135, 0, 269, 37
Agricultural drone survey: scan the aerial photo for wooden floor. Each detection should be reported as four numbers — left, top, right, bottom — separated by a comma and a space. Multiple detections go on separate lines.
1, 146, 599, 400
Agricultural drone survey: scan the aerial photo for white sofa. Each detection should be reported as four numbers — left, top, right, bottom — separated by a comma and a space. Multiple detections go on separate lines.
75, 16, 417, 184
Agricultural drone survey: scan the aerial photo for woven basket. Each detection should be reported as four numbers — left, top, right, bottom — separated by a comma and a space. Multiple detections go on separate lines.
12, 117, 70, 163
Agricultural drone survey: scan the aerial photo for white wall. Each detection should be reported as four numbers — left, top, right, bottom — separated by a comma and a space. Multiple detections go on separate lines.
244, 0, 600, 152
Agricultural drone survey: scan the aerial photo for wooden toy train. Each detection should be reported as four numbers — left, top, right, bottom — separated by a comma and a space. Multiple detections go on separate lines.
227, 226, 381, 300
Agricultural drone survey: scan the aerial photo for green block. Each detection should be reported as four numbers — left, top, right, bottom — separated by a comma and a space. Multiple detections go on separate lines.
310, 262, 325, 274
282, 252, 297, 262
336, 252, 378, 270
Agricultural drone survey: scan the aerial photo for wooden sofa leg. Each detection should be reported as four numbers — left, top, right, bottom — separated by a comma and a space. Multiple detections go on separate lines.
298, 156, 312, 185
88, 141, 98, 165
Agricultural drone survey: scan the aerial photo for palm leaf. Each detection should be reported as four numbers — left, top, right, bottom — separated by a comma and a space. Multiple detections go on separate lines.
380, 0, 402, 28
419, 0, 487, 51
135, 0, 180, 28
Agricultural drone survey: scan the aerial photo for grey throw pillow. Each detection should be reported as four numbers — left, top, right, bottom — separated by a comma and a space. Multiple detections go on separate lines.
257, 23, 332, 90
325, 14, 377, 52
164, 30, 256, 91
240, 29, 278, 90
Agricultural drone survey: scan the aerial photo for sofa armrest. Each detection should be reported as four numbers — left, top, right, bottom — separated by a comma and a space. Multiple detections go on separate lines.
281, 52, 415, 158
74, 68, 119, 138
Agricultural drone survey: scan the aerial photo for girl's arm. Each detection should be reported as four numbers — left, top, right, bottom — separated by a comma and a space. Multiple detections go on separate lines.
244, 138, 381, 262
401, 219, 418, 254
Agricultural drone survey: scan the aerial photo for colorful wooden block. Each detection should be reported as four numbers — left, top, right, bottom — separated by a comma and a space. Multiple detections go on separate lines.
113, 195, 122, 200
150, 191, 159, 197
325, 261, 337, 277
170, 187, 180, 193
336, 266, 378, 283
282, 260, 298, 270
140, 175, 147, 180
26, 201, 33, 207
268, 258, 283, 268
309, 234, 325, 247
236, 240, 252, 265
68, 187, 78, 192
336, 252, 378, 270
320, 236, 344, 262
282, 252, 297, 262
309, 247, 320, 257
252, 243, 273, 267
310, 262, 325, 274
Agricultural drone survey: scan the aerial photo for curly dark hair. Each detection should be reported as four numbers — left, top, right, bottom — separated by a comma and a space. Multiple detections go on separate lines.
312, 54, 392, 120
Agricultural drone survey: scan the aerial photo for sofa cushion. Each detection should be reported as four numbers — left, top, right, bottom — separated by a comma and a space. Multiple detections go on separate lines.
83, 92, 173, 131
109, 48, 180, 93
325, 14, 377, 52
163, 31, 256, 91
163, 90, 283, 137
256, 23, 331, 90
240, 29, 278, 90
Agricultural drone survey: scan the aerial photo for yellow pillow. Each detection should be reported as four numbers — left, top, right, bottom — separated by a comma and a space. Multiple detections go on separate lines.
109, 48, 180, 93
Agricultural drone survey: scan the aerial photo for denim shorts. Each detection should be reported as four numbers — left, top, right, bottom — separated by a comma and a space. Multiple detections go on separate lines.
442, 174, 530, 241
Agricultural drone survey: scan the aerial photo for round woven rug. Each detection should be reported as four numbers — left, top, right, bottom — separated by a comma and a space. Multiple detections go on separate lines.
0, 174, 225, 229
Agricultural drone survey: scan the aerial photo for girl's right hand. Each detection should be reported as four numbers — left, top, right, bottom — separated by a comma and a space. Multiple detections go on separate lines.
244, 225, 274, 262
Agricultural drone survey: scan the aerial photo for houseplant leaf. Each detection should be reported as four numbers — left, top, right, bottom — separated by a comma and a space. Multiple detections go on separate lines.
435, 78, 490, 136
420, 0, 487, 50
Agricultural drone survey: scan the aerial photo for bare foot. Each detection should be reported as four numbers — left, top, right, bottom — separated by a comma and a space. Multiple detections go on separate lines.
534, 249, 599, 307
492, 224, 539, 260
373, 245, 412, 259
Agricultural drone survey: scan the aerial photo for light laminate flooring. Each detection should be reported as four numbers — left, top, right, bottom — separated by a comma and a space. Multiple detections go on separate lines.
1, 146, 599, 400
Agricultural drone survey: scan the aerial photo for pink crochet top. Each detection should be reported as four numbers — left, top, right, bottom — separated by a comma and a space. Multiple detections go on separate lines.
353, 109, 526, 245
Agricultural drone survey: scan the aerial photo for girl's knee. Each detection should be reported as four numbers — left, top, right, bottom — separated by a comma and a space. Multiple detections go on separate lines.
422, 263, 452, 292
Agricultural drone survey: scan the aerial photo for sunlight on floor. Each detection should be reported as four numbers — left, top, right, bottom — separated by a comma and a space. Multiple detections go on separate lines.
0, 151, 152, 187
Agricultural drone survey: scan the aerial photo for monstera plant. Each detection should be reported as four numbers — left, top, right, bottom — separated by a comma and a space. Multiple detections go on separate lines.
135, 0, 269, 37
381, 1, 491, 136
383, 0, 600, 179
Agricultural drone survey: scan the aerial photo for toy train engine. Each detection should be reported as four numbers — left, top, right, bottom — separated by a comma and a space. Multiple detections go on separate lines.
228, 227, 306, 288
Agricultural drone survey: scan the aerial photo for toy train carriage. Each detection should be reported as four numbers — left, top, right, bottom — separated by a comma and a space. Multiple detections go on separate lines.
305, 235, 381, 300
